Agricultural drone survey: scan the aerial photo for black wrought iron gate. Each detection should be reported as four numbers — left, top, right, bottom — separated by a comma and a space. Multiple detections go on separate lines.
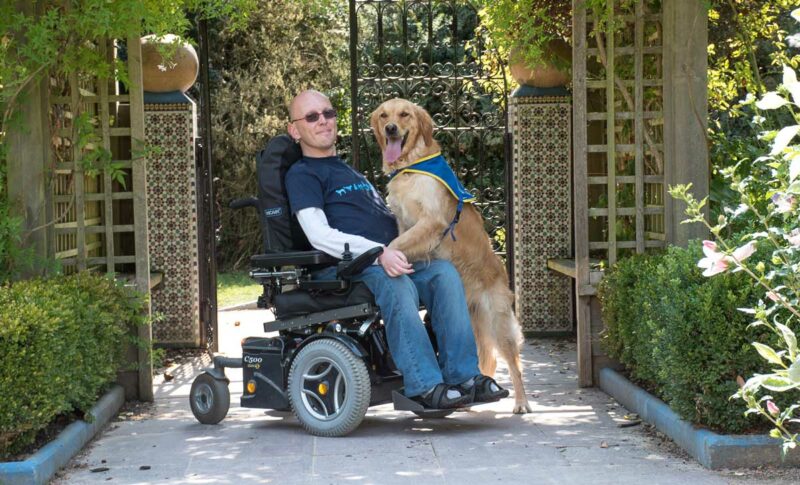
348, 0, 512, 261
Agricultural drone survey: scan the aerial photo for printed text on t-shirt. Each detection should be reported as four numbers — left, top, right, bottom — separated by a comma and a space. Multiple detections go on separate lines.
334, 182, 373, 197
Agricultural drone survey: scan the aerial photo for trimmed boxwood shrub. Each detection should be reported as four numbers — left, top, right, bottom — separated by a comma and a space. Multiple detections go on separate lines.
598, 242, 799, 434
0, 272, 146, 459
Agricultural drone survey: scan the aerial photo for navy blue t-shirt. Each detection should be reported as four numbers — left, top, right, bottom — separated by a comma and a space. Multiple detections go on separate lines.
285, 155, 398, 245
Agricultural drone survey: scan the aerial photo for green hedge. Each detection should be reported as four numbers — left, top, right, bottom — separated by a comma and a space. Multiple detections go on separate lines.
598, 242, 798, 434
0, 273, 146, 458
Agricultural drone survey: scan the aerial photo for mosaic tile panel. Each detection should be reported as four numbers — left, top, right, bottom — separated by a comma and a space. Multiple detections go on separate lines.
510, 96, 573, 333
145, 104, 201, 346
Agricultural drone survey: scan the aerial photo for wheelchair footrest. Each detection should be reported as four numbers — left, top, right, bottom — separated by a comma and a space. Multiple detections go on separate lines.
391, 390, 457, 417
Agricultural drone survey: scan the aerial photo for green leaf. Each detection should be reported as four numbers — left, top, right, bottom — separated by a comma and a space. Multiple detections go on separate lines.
776, 323, 798, 360
789, 360, 800, 383
790, 152, 800, 183
762, 375, 799, 392
753, 342, 785, 366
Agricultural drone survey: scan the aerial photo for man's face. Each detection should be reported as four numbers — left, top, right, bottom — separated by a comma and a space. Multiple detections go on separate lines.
288, 92, 337, 155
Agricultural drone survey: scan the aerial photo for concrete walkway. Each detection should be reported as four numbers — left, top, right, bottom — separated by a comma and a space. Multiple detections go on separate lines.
56, 308, 794, 484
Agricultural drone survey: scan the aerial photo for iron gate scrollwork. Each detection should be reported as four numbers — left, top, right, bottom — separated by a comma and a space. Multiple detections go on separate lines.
348, 0, 512, 260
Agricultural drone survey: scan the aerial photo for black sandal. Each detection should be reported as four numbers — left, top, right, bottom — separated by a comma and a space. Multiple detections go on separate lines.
468, 375, 509, 403
412, 383, 471, 409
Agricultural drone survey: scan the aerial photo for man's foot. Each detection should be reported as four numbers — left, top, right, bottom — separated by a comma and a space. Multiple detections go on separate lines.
412, 383, 471, 409
460, 375, 509, 403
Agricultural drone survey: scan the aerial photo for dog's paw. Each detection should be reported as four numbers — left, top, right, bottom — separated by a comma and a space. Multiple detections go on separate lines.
513, 402, 532, 414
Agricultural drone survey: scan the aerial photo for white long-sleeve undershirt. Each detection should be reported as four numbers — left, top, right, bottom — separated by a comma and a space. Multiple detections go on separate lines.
296, 207, 384, 261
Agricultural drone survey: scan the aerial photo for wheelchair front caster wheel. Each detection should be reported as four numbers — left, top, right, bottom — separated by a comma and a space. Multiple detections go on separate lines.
190, 372, 230, 424
288, 339, 371, 437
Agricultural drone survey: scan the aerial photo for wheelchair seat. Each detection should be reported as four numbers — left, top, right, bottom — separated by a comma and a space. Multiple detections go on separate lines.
240, 134, 377, 323
273, 282, 374, 320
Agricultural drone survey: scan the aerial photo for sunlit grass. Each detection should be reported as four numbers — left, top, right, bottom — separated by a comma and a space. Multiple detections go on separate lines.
216, 271, 262, 309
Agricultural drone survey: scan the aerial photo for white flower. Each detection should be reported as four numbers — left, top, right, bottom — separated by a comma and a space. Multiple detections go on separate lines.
772, 193, 797, 214
782, 65, 800, 105
771, 125, 800, 155
785, 229, 800, 247
757, 92, 788, 110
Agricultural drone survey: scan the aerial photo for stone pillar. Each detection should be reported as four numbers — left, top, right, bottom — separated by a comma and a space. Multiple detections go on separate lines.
144, 91, 201, 347
510, 86, 573, 333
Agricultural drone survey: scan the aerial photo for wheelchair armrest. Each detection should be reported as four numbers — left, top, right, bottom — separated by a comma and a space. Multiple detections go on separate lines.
337, 246, 384, 279
229, 197, 259, 210
251, 250, 338, 268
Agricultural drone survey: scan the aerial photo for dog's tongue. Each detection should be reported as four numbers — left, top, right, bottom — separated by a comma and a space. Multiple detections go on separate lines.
383, 138, 402, 165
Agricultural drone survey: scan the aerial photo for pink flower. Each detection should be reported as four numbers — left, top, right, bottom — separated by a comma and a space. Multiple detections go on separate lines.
697, 240, 757, 277
767, 400, 780, 416
767, 291, 781, 302
730, 241, 757, 263
785, 229, 800, 247
772, 193, 797, 214
698, 241, 729, 276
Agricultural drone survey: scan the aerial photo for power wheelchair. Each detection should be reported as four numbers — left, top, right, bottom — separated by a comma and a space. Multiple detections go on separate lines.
189, 135, 467, 437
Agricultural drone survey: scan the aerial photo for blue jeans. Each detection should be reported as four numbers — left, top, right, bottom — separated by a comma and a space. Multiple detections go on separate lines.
315, 259, 480, 397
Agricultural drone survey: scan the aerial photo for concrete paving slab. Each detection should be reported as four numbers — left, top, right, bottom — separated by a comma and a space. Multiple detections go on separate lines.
55, 309, 792, 484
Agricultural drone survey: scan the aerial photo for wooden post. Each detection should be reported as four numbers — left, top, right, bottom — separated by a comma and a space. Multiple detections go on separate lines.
7, 2, 50, 269
7, 78, 50, 266
127, 34, 154, 402
573, 0, 592, 387
663, 0, 709, 246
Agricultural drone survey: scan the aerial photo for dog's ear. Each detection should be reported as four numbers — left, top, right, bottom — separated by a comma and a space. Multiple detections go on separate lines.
370, 106, 385, 151
415, 104, 434, 147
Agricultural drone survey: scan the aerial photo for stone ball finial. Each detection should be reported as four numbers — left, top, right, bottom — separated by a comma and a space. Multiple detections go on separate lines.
141, 34, 199, 93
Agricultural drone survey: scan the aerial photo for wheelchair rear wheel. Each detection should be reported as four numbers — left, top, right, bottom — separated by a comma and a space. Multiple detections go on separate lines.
190, 372, 230, 424
288, 339, 371, 437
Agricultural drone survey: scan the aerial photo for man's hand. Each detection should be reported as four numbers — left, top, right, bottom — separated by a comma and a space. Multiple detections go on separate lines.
378, 247, 414, 277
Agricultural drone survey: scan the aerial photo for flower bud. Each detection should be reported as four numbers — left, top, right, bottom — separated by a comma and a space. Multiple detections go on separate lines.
767, 400, 780, 416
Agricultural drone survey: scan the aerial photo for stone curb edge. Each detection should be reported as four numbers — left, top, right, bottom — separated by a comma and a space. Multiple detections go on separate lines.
598, 368, 800, 469
218, 300, 257, 312
0, 384, 125, 485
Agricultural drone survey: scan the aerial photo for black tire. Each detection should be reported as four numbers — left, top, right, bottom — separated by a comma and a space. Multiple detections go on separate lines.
288, 339, 370, 437
190, 372, 230, 424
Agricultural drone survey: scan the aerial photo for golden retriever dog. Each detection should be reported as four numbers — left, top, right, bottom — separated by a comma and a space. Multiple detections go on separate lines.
371, 98, 531, 414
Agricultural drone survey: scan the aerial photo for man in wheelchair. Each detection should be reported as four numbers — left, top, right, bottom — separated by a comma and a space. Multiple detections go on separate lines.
286, 89, 507, 406
189, 89, 507, 437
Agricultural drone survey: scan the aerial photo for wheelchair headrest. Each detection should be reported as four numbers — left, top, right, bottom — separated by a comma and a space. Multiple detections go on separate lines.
257, 134, 303, 172
255, 134, 311, 253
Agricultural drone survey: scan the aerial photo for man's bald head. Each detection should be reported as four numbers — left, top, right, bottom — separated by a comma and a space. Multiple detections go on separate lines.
287, 89, 337, 158
289, 89, 330, 120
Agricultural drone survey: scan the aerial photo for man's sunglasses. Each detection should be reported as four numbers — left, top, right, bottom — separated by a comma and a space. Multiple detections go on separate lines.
291, 108, 337, 124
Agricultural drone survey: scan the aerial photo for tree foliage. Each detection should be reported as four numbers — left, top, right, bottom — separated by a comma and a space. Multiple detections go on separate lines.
209, 0, 349, 269
0, 0, 256, 281
707, 1, 800, 216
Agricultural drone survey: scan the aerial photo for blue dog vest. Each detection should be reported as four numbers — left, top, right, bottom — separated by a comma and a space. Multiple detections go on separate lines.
389, 152, 476, 241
